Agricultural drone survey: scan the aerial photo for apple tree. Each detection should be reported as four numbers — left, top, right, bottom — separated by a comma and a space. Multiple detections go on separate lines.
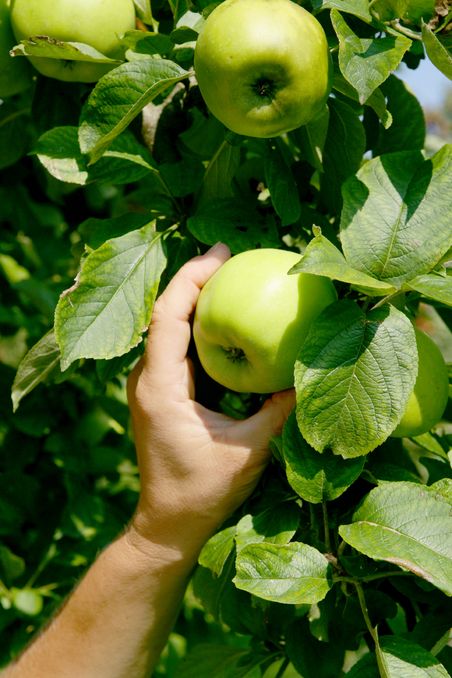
1, 0, 451, 674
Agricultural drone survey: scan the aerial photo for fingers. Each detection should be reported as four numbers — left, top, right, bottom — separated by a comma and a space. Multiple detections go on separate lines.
157, 242, 230, 326
233, 389, 296, 450
140, 243, 231, 394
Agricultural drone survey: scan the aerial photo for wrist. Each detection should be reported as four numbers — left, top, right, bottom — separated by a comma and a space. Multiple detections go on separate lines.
125, 506, 217, 570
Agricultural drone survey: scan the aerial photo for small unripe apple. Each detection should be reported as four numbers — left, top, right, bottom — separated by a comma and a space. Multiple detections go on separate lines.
194, 0, 332, 138
392, 328, 449, 438
10, 0, 136, 83
193, 248, 337, 393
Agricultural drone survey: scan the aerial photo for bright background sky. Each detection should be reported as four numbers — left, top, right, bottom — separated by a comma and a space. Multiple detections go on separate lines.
397, 57, 451, 110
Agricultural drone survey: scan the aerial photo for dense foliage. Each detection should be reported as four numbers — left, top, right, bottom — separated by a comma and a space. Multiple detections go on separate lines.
1, 0, 451, 675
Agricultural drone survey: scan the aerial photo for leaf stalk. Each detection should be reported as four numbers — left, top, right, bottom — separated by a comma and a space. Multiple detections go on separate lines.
388, 20, 422, 41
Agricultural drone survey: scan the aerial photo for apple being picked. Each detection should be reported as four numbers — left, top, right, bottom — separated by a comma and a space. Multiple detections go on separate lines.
10, 0, 136, 83
194, 0, 332, 138
193, 248, 337, 393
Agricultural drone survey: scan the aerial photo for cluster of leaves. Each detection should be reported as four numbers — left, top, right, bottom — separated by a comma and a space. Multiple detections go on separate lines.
0, 176, 140, 661
1, 0, 451, 675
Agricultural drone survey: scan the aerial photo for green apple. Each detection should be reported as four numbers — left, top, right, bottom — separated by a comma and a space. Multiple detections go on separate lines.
194, 0, 332, 138
0, 0, 32, 97
193, 248, 337, 393
392, 328, 449, 438
10, 0, 136, 83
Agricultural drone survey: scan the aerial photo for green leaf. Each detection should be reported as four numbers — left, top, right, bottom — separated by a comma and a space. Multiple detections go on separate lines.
187, 198, 279, 254
289, 231, 396, 296
55, 223, 166, 371
234, 542, 332, 604
198, 526, 236, 577
380, 635, 450, 676
346, 653, 379, 677
422, 22, 452, 80
295, 301, 418, 457
408, 609, 452, 658
167, 0, 191, 23
312, 0, 372, 22
339, 482, 452, 595
193, 561, 266, 635
375, 75, 426, 155
160, 158, 205, 197
178, 644, 265, 678
0, 254, 30, 284
285, 617, 345, 678
11, 37, 118, 64
61, 490, 107, 540
370, 0, 407, 21
429, 478, 452, 504
290, 105, 329, 172
282, 411, 364, 503
0, 101, 30, 170
332, 10, 411, 104
115, 175, 178, 221
264, 141, 301, 226
124, 31, 173, 57
413, 432, 449, 459
179, 110, 225, 160
79, 58, 189, 163
0, 547, 25, 584
196, 139, 241, 208
78, 214, 155, 250
235, 503, 300, 551
366, 440, 423, 484
341, 146, 452, 286
133, 0, 153, 25
11, 330, 61, 412
406, 273, 452, 307
320, 97, 366, 214
332, 72, 393, 129
34, 126, 155, 185
173, 9, 204, 39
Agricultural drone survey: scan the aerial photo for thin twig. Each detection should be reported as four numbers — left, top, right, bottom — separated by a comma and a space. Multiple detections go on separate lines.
334, 570, 411, 584
388, 20, 422, 41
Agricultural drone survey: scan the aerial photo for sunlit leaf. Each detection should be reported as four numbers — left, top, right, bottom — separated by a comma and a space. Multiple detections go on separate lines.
11, 331, 61, 412
295, 301, 417, 457
55, 223, 166, 370
79, 58, 189, 162
341, 146, 452, 286
339, 482, 452, 595
331, 10, 411, 104
289, 231, 396, 295
234, 542, 332, 604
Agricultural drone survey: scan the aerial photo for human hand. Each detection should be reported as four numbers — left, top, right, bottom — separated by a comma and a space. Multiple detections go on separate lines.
127, 243, 295, 562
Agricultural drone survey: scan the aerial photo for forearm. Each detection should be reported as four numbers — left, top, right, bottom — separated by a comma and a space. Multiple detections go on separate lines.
4, 527, 200, 678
